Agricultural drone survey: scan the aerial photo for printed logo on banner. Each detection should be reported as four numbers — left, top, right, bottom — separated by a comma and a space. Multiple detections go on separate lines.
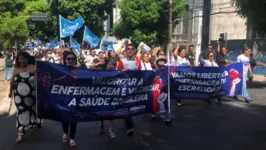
39, 72, 51, 89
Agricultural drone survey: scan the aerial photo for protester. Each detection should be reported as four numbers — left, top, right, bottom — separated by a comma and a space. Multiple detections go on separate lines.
236, 48, 254, 103
97, 50, 118, 139
78, 53, 87, 68
140, 52, 153, 71
5, 53, 13, 82
175, 46, 190, 106
8, 51, 42, 143
61, 51, 78, 148
199, 52, 221, 105
85, 49, 97, 68
216, 41, 228, 67
55, 50, 64, 64
104, 50, 119, 70
92, 51, 105, 70
248, 51, 256, 82
41, 50, 56, 63
117, 44, 141, 136
186, 45, 195, 66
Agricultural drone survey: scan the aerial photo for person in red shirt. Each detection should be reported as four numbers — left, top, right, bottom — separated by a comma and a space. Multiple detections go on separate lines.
117, 44, 141, 136
117, 44, 141, 71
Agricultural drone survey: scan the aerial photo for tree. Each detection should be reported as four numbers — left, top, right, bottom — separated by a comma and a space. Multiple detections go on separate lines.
48, 0, 115, 42
0, 15, 29, 48
232, 0, 266, 35
112, 0, 186, 46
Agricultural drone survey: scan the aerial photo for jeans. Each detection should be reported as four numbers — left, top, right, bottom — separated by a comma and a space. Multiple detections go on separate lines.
125, 117, 133, 130
62, 123, 77, 139
5, 67, 12, 81
243, 74, 250, 99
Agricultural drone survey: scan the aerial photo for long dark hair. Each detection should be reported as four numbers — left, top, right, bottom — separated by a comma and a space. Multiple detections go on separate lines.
63, 51, 77, 65
15, 51, 35, 68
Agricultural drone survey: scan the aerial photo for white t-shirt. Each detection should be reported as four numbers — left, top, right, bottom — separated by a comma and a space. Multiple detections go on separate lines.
176, 56, 190, 66
202, 60, 218, 67
237, 54, 249, 74
85, 55, 96, 68
41, 57, 55, 63
141, 61, 153, 71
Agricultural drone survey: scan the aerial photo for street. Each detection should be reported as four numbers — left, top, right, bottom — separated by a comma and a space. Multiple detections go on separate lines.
0, 82, 266, 150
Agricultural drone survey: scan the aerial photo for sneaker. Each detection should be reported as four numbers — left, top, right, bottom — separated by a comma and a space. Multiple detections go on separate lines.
126, 129, 134, 136
176, 102, 182, 107
245, 99, 253, 103
164, 119, 172, 126
151, 114, 156, 120
216, 99, 221, 105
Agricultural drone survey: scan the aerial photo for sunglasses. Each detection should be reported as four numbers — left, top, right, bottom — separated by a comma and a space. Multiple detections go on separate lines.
127, 48, 134, 50
159, 53, 165, 56
66, 58, 76, 61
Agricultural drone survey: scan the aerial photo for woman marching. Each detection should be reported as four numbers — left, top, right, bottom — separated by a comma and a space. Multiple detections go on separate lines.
61, 51, 78, 148
8, 51, 42, 143
199, 51, 221, 105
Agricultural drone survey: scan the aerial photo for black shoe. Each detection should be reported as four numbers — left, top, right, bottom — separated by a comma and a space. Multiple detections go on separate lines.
126, 129, 134, 136
233, 96, 238, 100
204, 100, 211, 105
245, 99, 253, 103
151, 114, 156, 120
164, 119, 172, 126
216, 99, 222, 105
176, 102, 182, 107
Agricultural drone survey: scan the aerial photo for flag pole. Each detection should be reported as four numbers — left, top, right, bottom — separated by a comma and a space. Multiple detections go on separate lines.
59, 15, 62, 49
82, 26, 85, 50
70, 36, 72, 51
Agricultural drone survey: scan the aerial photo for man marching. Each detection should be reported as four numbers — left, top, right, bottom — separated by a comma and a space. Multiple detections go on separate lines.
117, 44, 141, 136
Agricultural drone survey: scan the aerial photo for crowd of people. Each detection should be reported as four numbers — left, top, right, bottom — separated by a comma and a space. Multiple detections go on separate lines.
5, 41, 254, 148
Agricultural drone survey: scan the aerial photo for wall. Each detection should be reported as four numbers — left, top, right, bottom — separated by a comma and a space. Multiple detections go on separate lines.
211, 40, 266, 75
210, 0, 246, 40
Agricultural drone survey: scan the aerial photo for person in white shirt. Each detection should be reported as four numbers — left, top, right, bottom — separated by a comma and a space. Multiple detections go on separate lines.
236, 48, 254, 103
85, 49, 96, 68
174, 46, 190, 107
140, 52, 153, 71
41, 50, 55, 63
199, 52, 219, 67
199, 52, 222, 105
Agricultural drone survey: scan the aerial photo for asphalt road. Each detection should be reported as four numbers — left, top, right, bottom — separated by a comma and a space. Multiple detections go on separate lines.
0, 82, 266, 150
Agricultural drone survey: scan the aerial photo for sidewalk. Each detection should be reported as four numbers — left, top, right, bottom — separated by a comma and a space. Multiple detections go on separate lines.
0, 70, 13, 117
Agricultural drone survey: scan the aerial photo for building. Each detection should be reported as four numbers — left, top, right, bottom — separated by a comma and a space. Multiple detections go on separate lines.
173, 0, 247, 44
210, 0, 246, 41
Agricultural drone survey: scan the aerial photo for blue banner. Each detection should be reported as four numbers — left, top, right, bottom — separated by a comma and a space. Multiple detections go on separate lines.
222, 63, 243, 96
100, 39, 117, 51
170, 63, 243, 99
170, 66, 226, 99
70, 36, 81, 54
48, 36, 59, 49
60, 15, 85, 38
83, 26, 100, 48
37, 61, 169, 123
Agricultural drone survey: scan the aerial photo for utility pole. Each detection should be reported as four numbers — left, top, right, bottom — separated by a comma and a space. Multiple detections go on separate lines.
167, 0, 173, 60
168, 0, 173, 47
201, 0, 211, 52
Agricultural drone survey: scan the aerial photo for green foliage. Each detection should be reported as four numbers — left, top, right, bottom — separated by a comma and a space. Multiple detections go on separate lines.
0, 16, 29, 48
49, 0, 115, 42
232, 0, 266, 35
0, 0, 115, 48
112, 0, 186, 46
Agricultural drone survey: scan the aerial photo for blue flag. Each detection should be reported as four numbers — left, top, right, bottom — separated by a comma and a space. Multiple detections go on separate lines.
48, 36, 59, 49
60, 15, 85, 38
100, 39, 117, 51
83, 26, 100, 48
70, 36, 81, 54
